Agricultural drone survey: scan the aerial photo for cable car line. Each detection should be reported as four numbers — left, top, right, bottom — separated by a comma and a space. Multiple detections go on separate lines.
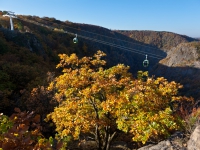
77, 34, 164, 59
18, 16, 163, 52
66, 31, 157, 58
58, 24, 163, 51
63, 32, 163, 59
16, 16, 165, 60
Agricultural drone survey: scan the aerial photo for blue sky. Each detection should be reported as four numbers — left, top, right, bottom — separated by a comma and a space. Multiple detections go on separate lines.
1, 0, 200, 37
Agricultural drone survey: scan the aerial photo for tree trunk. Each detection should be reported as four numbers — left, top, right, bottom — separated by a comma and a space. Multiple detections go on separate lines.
105, 131, 117, 150
102, 126, 109, 150
95, 124, 102, 150
101, 126, 117, 150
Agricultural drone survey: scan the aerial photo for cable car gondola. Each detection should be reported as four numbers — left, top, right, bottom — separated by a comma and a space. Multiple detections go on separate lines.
73, 34, 78, 43
143, 54, 149, 67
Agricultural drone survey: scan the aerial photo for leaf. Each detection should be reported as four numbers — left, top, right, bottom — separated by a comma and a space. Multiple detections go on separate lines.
45, 53, 192, 146
2, 140, 16, 150
33, 115, 40, 123
14, 107, 21, 113
18, 124, 29, 134
56, 141, 63, 149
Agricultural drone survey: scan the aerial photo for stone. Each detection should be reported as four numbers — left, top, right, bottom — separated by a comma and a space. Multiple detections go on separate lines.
137, 144, 154, 150
187, 125, 200, 150
148, 141, 170, 150
137, 141, 172, 150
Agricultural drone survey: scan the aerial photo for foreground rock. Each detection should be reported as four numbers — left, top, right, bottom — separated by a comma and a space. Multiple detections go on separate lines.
67, 125, 200, 149
138, 125, 200, 150
187, 125, 200, 150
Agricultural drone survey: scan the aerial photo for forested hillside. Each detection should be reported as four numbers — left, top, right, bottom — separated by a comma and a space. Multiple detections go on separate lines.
0, 11, 168, 114
116, 30, 198, 51
0, 10, 200, 149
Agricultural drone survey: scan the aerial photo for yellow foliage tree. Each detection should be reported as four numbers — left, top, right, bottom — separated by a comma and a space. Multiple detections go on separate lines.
46, 50, 192, 149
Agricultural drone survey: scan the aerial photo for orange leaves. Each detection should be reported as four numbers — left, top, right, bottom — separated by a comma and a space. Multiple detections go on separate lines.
91, 50, 106, 66
57, 50, 106, 71
57, 53, 79, 68
32, 114, 40, 123
46, 52, 193, 145
0, 108, 58, 150
14, 107, 21, 113
118, 71, 193, 144
46, 51, 134, 142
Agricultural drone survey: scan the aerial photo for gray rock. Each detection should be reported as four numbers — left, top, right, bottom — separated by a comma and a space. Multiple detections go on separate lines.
187, 125, 200, 150
137, 144, 154, 150
149, 141, 171, 150
138, 141, 172, 150
79, 140, 97, 150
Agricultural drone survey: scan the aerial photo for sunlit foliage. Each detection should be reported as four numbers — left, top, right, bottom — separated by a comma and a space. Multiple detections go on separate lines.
46, 51, 191, 149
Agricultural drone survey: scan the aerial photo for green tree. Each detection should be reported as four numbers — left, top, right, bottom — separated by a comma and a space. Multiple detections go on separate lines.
46, 51, 191, 149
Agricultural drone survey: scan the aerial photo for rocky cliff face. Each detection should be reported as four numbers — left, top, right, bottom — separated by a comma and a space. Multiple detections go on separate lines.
0, 28, 45, 56
151, 42, 200, 99
160, 42, 200, 68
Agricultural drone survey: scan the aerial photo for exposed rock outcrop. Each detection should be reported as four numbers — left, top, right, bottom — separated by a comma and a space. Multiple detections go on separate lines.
138, 125, 200, 150
70, 126, 200, 150
151, 42, 200, 99
138, 141, 173, 150
160, 42, 200, 68
187, 125, 200, 150
0, 28, 45, 55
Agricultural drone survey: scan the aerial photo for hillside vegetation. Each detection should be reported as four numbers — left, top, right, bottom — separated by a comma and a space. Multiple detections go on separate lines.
1, 11, 170, 73
116, 30, 198, 51
0, 10, 200, 149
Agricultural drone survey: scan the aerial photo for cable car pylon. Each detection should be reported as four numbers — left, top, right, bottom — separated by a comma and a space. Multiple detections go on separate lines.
3, 11, 17, 31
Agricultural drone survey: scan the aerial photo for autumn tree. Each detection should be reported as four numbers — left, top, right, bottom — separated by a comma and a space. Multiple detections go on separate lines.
46, 51, 191, 150
25, 85, 57, 121
0, 108, 63, 150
